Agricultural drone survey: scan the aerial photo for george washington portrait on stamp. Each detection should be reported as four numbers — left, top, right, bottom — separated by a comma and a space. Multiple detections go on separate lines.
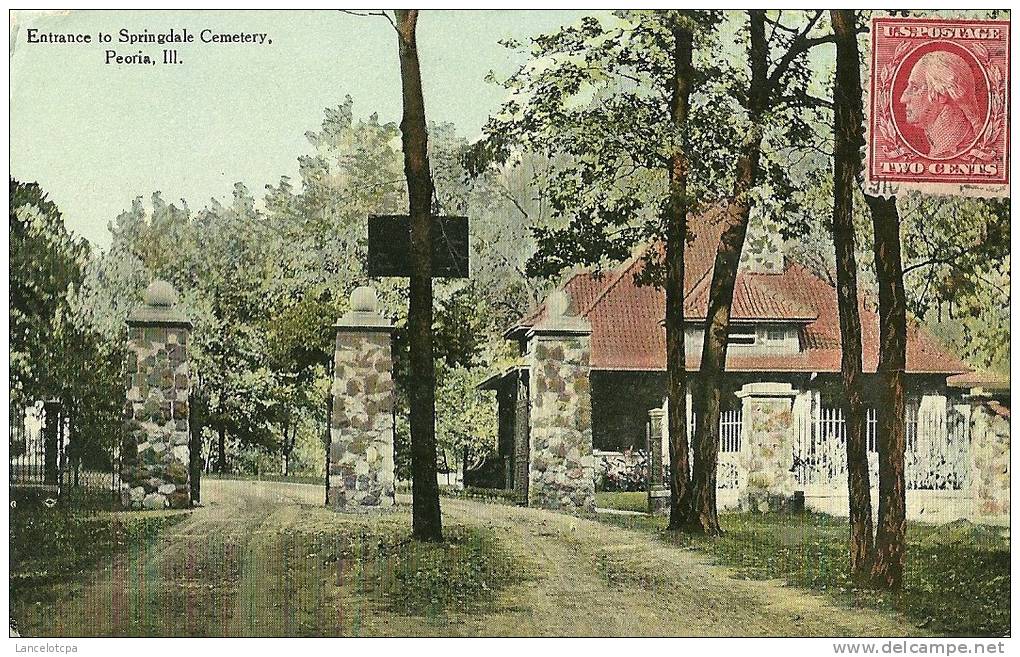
868, 17, 1009, 195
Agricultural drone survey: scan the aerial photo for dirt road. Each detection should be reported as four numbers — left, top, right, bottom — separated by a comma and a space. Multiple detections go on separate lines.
20, 479, 918, 637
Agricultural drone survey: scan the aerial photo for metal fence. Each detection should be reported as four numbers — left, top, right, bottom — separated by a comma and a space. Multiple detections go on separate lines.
685, 408, 744, 489
9, 402, 120, 502
687, 409, 743, 453
796, 400, 966, 490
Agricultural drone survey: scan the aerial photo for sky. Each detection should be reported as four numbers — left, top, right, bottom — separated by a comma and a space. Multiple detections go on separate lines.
10, 9, 594, 247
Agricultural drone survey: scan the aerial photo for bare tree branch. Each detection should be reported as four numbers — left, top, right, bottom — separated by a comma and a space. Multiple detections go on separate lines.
339, 9, 395, 31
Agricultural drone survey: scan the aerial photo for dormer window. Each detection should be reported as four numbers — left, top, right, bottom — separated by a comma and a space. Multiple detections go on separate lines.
728, 326, 756, 346
685, 322, 802, 355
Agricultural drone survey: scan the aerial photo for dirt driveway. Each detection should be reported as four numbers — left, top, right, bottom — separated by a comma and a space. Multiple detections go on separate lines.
20, 479, 918, 637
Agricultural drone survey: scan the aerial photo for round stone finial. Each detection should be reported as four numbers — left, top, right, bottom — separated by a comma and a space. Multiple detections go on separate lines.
546, 290, 570, 318
142, 280, 179, 307
350, 286, 378, 313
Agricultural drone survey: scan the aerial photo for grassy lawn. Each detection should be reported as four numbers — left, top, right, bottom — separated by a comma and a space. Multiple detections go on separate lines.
596, 491, 647, 512
10, 487, 189, 620
322, 522, 522, 617
598, 510, 1010, 637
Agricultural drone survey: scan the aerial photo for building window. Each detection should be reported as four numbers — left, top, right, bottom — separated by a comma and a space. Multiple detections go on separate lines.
728, 326, 756, 346
766, 327, 787, 342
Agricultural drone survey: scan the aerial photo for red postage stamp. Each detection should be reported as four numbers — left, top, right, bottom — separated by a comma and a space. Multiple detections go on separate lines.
867, 17, 1010, 197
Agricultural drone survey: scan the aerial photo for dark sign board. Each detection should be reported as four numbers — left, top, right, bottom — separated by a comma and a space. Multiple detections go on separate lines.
368, 215, 469, 278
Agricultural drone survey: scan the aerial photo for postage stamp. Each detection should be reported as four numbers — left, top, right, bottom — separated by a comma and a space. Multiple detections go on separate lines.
867, 17, 1010, 197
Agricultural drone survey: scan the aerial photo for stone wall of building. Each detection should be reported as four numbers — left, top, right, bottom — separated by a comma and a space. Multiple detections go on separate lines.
528, 331, 596, 513
120, 282, 192, 510
738, 383, 796, 512
970, 401, 1010, 518
327, 287, 396, 509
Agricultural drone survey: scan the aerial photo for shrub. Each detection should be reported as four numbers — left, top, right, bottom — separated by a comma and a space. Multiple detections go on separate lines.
595, 449, 648, 492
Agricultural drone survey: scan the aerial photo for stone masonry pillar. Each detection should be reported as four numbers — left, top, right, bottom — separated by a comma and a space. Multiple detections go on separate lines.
121, 281, 193, 510
327, 286, 396, 509
647, 407, 669, 514
968, 399, 1010, 519
527, 291, 596, 513
736, 382, 798, 512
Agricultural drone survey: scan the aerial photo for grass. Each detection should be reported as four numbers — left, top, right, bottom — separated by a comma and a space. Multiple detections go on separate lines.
9, 487, 188, 611
315, 521, 522, 617
598, 510, 1010, 637
595, 491, 647, 512
441, 486, 520, 505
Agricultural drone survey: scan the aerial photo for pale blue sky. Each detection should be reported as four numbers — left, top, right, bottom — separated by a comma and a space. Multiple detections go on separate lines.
10, 9, 594, 247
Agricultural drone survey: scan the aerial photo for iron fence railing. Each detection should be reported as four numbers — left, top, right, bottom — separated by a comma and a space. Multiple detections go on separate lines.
9, 403, 120, 503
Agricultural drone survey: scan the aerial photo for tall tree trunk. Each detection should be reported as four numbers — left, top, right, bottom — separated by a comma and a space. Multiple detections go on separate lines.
688, 10, 768, 535
830, 8, 875, 583
664, 19, 695, 531
865, 194, 908, 590
216, 425, 227, 474
395, 9, 442, 542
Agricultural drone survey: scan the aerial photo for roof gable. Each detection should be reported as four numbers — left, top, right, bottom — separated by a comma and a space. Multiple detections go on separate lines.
512, 211, 970, 376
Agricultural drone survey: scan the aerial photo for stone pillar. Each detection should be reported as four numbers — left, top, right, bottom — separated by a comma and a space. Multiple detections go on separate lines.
121, 281, 193, 510
527, 291, 596, 513
736, 382, 798, 512
327, 286, 396, 509
969, 399, 1010, 519
647, 407, 669, 514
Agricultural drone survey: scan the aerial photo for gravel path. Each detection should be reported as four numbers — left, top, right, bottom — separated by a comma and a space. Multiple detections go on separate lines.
18, 479, 919, 637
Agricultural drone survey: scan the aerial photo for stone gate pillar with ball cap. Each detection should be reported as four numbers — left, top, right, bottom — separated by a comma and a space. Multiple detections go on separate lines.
327, 286, 397, 509
121, 280, 193, 510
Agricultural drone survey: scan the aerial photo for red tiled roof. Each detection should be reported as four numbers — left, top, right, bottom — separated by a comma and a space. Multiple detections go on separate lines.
513, 212, 970, 376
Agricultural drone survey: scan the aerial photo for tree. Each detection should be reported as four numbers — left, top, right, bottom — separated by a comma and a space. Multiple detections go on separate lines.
395, 9, 443, 542
688, 10, 834, 534
864, 194, 908, 590
660, 18, 697, 530
481, 10, 728, 529
264, 296, 337, 475
10, 179, 90, 409
11, 179, 124, 476
434, 363, 498, 482
829, 8, 874, 583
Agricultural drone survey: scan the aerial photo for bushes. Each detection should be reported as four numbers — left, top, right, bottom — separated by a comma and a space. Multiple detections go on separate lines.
594, 449, 648, 492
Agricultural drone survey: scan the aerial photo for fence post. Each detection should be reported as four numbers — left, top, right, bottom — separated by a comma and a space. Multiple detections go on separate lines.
647, 407, 668, 514
43, 400, 60, 486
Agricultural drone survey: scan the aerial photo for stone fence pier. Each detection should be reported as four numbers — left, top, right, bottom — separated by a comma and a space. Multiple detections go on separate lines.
327, 286, 396, 509
120, 281, 193, 510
